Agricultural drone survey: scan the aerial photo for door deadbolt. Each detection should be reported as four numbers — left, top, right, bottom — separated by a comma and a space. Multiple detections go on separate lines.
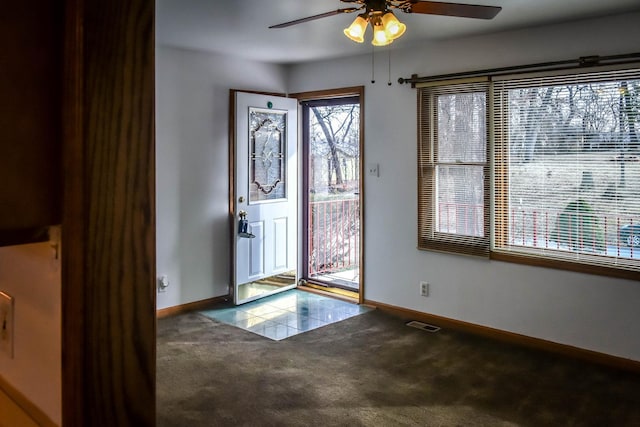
238, 196, 245, 203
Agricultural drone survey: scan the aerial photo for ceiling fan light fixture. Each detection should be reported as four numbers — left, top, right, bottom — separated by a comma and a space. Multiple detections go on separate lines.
270, 1, 502, 48
371, 19, 392, 46
343, 14, 368, 43
381, 11, 406, 40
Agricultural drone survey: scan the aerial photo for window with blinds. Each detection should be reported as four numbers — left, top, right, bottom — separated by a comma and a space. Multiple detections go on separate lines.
493, 68, 640, 275
417, 66, 640, 277
418, 80, 490, 256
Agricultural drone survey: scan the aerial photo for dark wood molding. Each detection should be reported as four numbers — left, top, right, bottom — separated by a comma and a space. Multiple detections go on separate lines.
61, 0, 85, 424
62, 0, 156, 425
157, 295, 230, 319
365, 299, 640, 374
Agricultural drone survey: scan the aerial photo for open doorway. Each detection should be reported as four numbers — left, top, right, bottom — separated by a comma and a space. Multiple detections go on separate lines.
299, 88, 364, 299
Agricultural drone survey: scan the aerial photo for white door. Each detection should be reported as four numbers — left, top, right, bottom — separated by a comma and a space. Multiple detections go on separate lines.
233, 92, 298, 304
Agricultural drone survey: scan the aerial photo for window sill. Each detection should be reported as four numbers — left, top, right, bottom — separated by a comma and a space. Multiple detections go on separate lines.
490, 251, 640, 281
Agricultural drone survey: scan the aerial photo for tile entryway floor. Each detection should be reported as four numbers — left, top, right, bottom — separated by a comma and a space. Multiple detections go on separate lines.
200, 289, 370, 341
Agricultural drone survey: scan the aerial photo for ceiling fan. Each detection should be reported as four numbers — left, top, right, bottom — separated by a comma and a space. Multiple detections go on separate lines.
270, 0, 502, 46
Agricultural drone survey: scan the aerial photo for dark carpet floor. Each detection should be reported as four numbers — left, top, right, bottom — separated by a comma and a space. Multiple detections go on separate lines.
157, 309, 640, 426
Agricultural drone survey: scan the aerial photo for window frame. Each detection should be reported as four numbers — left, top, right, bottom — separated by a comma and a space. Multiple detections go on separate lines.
417, 79, 491, 257
417, 67, 640, 281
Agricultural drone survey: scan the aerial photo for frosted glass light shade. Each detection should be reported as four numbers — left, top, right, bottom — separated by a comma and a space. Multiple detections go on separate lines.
343, 15, 368, 43
372, 21, 392, 46
382, 12, 406, 40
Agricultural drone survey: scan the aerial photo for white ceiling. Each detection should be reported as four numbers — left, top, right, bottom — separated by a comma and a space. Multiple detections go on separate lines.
156, 0, 640, 64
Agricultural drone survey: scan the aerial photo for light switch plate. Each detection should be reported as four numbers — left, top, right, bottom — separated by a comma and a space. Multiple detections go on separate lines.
0, 291, 14, 358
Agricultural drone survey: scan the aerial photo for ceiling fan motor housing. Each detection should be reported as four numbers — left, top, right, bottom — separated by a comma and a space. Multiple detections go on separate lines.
366, 0, 390, 12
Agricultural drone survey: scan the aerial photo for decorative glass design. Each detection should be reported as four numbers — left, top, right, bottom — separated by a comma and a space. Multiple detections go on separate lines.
249, 108, 287, 202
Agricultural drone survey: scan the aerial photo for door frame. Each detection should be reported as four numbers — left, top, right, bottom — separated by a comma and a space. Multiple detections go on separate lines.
291, 86, 365, 304
62, 0, 156, 425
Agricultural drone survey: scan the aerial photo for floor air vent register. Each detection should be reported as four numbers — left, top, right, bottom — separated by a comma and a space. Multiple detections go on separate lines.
406, 320, 441, 332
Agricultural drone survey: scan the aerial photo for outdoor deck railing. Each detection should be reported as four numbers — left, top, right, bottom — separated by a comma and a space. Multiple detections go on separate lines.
308, 199, 638, 276
309, 198, 359, 276
438, 202, 639, 257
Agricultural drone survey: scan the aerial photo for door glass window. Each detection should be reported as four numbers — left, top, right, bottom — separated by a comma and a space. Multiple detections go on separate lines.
249, 108, 287, 202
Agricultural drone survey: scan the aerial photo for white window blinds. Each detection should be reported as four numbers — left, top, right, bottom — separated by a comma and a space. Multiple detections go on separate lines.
493, 68, 640, 273
418, 80, 490, 256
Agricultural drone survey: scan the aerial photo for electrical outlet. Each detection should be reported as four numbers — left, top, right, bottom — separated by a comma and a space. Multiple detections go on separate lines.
368, 163, 379, 177
0, 291, 14, 358
419, 281, 429, 297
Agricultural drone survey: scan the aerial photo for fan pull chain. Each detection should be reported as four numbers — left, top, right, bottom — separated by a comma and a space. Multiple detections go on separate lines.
388, 49, 392, 86
371, 44, 375, 84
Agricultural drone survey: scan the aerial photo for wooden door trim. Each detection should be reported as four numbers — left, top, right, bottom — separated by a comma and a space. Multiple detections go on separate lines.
292, 86, 365, 304
62, 0, 156, 425
61, 0, 85, 424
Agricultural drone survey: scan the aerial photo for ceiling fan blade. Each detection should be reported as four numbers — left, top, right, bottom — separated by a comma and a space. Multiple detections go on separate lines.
269, 7, 360, 29
409, 1, 501, 20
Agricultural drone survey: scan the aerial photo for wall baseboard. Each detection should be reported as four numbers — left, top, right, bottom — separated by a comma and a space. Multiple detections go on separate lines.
156, 295, 230, 319
365, 299, 640, 374
0, 374, 57, 427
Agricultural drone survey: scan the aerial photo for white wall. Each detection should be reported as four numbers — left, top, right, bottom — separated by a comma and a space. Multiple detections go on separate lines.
287, 12, 640, 361
0, 239, 61, 425
156, 12, 640, 361
155, 46, 288, 309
